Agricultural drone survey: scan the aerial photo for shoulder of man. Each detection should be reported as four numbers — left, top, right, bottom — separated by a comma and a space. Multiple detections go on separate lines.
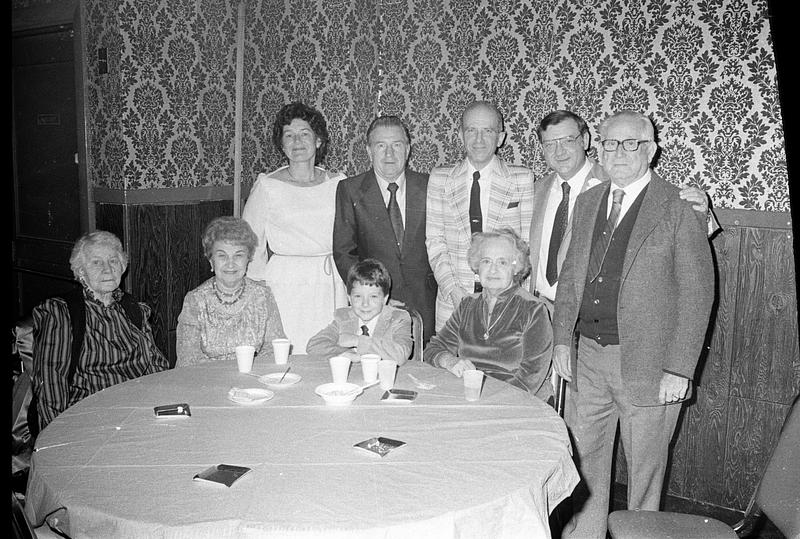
429, 159, 465, 180
342, 169, 371, 186
404, 169, 430, 184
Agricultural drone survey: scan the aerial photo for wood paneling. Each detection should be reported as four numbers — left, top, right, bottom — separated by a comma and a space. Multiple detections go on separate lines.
97, 199, 232, 367
129, 205, 170, 358
723, 397, 790, 508
731, 228, 799, 404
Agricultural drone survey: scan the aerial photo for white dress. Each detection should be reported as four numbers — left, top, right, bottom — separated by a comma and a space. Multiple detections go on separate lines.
242, 166, 348, 354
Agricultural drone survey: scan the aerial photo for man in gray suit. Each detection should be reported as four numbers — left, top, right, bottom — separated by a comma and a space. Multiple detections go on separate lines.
552, 110, 714, 538
333, 116, 437, 342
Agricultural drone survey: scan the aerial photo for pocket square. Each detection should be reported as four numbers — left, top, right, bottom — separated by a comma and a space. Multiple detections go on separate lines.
507, 201, 520, 208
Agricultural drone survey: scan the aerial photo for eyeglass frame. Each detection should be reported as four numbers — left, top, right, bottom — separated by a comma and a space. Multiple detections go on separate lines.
462, 127, 502, 139
541, 134, 583, 153
600, 139, 653, 152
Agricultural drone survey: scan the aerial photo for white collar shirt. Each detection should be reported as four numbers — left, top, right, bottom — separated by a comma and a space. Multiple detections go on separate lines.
608, 170, 651, 221
358, 314, 380, 336
535, 160, 595, 301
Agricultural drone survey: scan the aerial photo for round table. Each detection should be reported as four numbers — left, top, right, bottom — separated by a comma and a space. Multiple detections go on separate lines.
25, 356, 578, 538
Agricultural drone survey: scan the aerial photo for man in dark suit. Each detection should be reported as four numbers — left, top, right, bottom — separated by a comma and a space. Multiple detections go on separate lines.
552, 110, 714, 538
333, 116, 437, 343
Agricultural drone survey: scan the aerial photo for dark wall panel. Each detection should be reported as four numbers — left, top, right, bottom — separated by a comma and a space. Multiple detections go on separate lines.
731, 228, 799, 404
723, 397, 791, 509
128, 205, 170, 359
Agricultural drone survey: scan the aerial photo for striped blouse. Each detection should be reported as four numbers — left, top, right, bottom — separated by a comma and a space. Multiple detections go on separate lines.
31, 288, 169, 429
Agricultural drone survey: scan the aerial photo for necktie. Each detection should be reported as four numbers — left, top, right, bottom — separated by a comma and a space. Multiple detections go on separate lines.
469, 170, 482, 233
387, 182, 404, 248
360, 325, 369, 336
546, 181, 570, 286
586, 188, 625, 282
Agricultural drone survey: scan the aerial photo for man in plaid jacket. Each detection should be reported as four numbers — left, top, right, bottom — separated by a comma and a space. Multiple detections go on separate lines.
425, 101, 534, 330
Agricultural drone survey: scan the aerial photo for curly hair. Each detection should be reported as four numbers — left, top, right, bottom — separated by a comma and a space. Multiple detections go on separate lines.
467, 228, 531, 284
201, 216, 258, 261
69, 230, 129, 280
272, 102, 330, 165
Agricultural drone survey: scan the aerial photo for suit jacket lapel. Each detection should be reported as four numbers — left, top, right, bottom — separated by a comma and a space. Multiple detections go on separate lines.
557, 161, 605, 270
571, 184, 608, 306
359, 170, 402, 255
403, 171, 425, 252
621, 173, 669, 282
372, 307, 393, 339
529, 173, 555, 283
444, 160, 472, 236
486, 157, 513, 231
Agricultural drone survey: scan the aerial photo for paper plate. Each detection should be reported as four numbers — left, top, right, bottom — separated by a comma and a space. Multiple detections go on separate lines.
227, 387, 274, 405
315, 383, 363, 406
258, 372, 302, 389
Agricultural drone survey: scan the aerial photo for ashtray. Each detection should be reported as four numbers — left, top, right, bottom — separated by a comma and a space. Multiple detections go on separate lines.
353, 436, 406, 457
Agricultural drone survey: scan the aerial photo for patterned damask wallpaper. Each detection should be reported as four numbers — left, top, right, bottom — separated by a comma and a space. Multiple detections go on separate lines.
83, 0, 788, 211
85, 0, 239, 190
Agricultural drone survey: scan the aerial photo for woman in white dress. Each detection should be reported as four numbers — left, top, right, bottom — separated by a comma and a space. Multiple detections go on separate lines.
242, 102, 348, 354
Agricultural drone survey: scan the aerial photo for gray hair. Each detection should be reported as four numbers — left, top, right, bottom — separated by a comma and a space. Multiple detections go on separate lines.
599, 110, 655, 141
69, 230, 128, 280
467, 228, 531, 284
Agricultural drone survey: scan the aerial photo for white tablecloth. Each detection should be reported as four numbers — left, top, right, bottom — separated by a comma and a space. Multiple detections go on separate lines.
25, 357, 579, 538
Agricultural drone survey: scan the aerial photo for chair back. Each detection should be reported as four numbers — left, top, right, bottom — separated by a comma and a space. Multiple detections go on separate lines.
400, 306, 423, 362
755, 395, 800, 538
553, 375, 567, 418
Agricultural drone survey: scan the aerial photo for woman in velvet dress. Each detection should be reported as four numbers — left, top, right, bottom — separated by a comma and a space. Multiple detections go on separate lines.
424, 228, 553, 401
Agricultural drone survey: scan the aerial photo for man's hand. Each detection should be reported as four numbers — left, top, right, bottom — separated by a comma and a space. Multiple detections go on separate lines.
679, 186, 709, 214
388, 299, 406, 308
658, 372, 690, 404
552, 344, 572, 382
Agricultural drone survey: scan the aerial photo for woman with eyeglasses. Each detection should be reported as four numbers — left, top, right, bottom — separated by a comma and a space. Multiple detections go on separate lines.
424, 228, 553, 401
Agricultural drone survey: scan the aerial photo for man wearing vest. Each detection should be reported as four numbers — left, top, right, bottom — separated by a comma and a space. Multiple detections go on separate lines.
552, 110, 714, 538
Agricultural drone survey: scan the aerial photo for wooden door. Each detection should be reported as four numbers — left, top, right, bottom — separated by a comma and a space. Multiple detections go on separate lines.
12, 27, 82, 317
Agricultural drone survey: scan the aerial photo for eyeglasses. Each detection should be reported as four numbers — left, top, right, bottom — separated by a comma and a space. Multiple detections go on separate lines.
600, 139, 652, 152
478, 257, 516, 269
463, 127, 500, 139
541, 135, 581, 153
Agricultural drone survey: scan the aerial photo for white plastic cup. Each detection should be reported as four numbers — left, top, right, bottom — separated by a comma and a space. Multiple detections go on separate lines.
378, 359, 398, 390
463, 369, 484, 401
329, 356, 352, 385
360, 354, 380, 383
272, 338, 291, 365
235, 345, 255, 373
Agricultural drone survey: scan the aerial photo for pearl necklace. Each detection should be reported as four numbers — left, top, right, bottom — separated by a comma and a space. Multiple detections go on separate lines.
212, 280, 245, 305
482, 296, 512, 341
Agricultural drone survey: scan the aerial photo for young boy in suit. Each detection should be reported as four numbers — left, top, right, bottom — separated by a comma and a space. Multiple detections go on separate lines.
307, 258, 413, 365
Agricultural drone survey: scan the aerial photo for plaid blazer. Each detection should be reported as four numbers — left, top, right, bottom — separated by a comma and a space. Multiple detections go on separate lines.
425, 156, 534, 330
